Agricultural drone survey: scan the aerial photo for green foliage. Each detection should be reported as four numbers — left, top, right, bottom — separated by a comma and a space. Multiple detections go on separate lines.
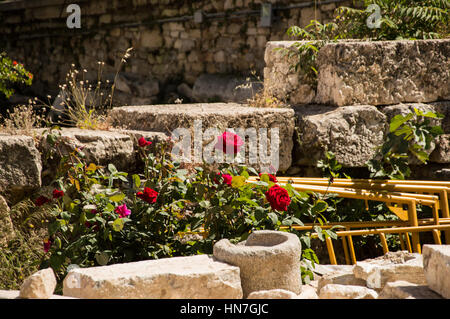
337, 0, 450, 40
317, 151, 349, 180
367, 108, 444, 179
279, 21, 341, 87
0, 52, 33, 100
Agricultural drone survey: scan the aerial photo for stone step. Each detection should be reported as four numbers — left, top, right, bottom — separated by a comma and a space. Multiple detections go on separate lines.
423, 244, 450, 299
62, 254, 242, 299
108, 103, 295, 171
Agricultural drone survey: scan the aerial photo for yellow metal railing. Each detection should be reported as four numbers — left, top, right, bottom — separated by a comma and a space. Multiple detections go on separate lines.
248, 176, 450, 265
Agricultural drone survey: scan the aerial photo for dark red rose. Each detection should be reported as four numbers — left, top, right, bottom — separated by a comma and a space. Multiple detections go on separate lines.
52, 189, 64, 199
35, 196, 51, 207
136, 187, 159, 204
214, 131, 244, 155
43, 238, 52, 252
138, 136, 152, 147
265, 185, 291, 212
259, 173, 277, 183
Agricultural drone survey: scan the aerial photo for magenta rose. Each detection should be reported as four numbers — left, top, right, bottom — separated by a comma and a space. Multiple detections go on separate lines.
115, 203, 131, 218
215, 131, 244, 155
138, 136, 152, 147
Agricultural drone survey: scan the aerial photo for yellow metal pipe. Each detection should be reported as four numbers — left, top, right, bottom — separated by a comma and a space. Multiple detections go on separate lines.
341, 236, 351, 265
347, 235, 357, 264
432, 229, 442, 245
379, 233, 389, 254
325, 236, 337, 265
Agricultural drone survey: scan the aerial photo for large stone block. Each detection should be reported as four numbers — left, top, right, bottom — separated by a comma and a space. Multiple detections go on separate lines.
63, 255, 242, 299
316, 39, 450, 106
213, 230, 302, 298
37, 128, 136, 173
318, 270, 366, 292
264, 41, 316, 106
378, 280, 443, 299
319, 284, 378, 299
192, 74, 263, 103
19, 268, 57, 299
108, 103, 295, 172
0, 134, 42, 204
353, 251, 426, 290
294, 105, 387, 167
422, 244, 450, 299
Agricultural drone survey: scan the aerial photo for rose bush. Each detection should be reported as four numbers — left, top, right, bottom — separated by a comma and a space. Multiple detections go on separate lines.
0, 52, 33, 100
37, 128, 334, 284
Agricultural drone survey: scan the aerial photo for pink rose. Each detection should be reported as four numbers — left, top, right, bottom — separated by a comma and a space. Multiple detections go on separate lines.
215, 131, 244, 155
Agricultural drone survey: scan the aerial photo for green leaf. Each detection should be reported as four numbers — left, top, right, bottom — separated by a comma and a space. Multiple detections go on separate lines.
231, 176, 246, 188
132, 174, 141, 188
390, 113, 413, 132
312, 200, 328, 214
112, 218, 124, 232
109, 193, 126, 202
268, 212, 278, 225
95, 251, 110, 266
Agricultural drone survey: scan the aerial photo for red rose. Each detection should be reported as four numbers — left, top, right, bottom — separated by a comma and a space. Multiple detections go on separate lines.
214, 131, 244, 155
265, 185, 291, 211
43, 238, 52, 253
136, 187, 158, 204
259, 173, 277, 183
35, 196, 51, 207
138, 136, 152, 147
13, 61, 17, 66
52, 189, 64, 199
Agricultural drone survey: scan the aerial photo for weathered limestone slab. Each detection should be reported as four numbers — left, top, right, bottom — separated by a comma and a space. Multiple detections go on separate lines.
430, 134, 450, 163
297, 285, 319, 299
37, 128, 135, 172
0, 134, 42, 204
378, 280, 443, 299
109, 103, 295, 171
19, 268, 57, 299
63, 255, 242, 299
318, 270, 366, 292
264, 41, 316, 105
295, 105, 387, 167
192, 74, 263, 103
0, 290, 76, 299
422, 244, 450, 299
247, 289, 299, 299
213, 230, 302, 298
319, 284, 378, 299
353, 251, 426, 290
0, 195, 14, 246
316, 39, 450, 106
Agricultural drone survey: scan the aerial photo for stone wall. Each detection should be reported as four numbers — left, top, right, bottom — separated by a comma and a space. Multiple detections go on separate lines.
0, 0, 352, 104
264, 39, 450, 179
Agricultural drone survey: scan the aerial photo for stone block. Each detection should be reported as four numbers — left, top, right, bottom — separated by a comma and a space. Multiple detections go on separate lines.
318, 270, 367, 291
192, 74, 263, 103
316, 39, 450, 106
140, 29, 163, 50
430, 134, 450, 163
0, 195, 15, 246
294, 105, 387, 167
422, 244, 450, 299
63, 255, 242, 299
319, 284, 378, 299
108, 103, 295, 172
0, 134, 42, 204
264, 41, 316, 105
378, 280, 443, 299
353, 251, 426, 290
247, 289, 299, 299
213, 230, 302, 298
37, 128, 135, 173
297, 284, 319, 299
19, 268, 57, 299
